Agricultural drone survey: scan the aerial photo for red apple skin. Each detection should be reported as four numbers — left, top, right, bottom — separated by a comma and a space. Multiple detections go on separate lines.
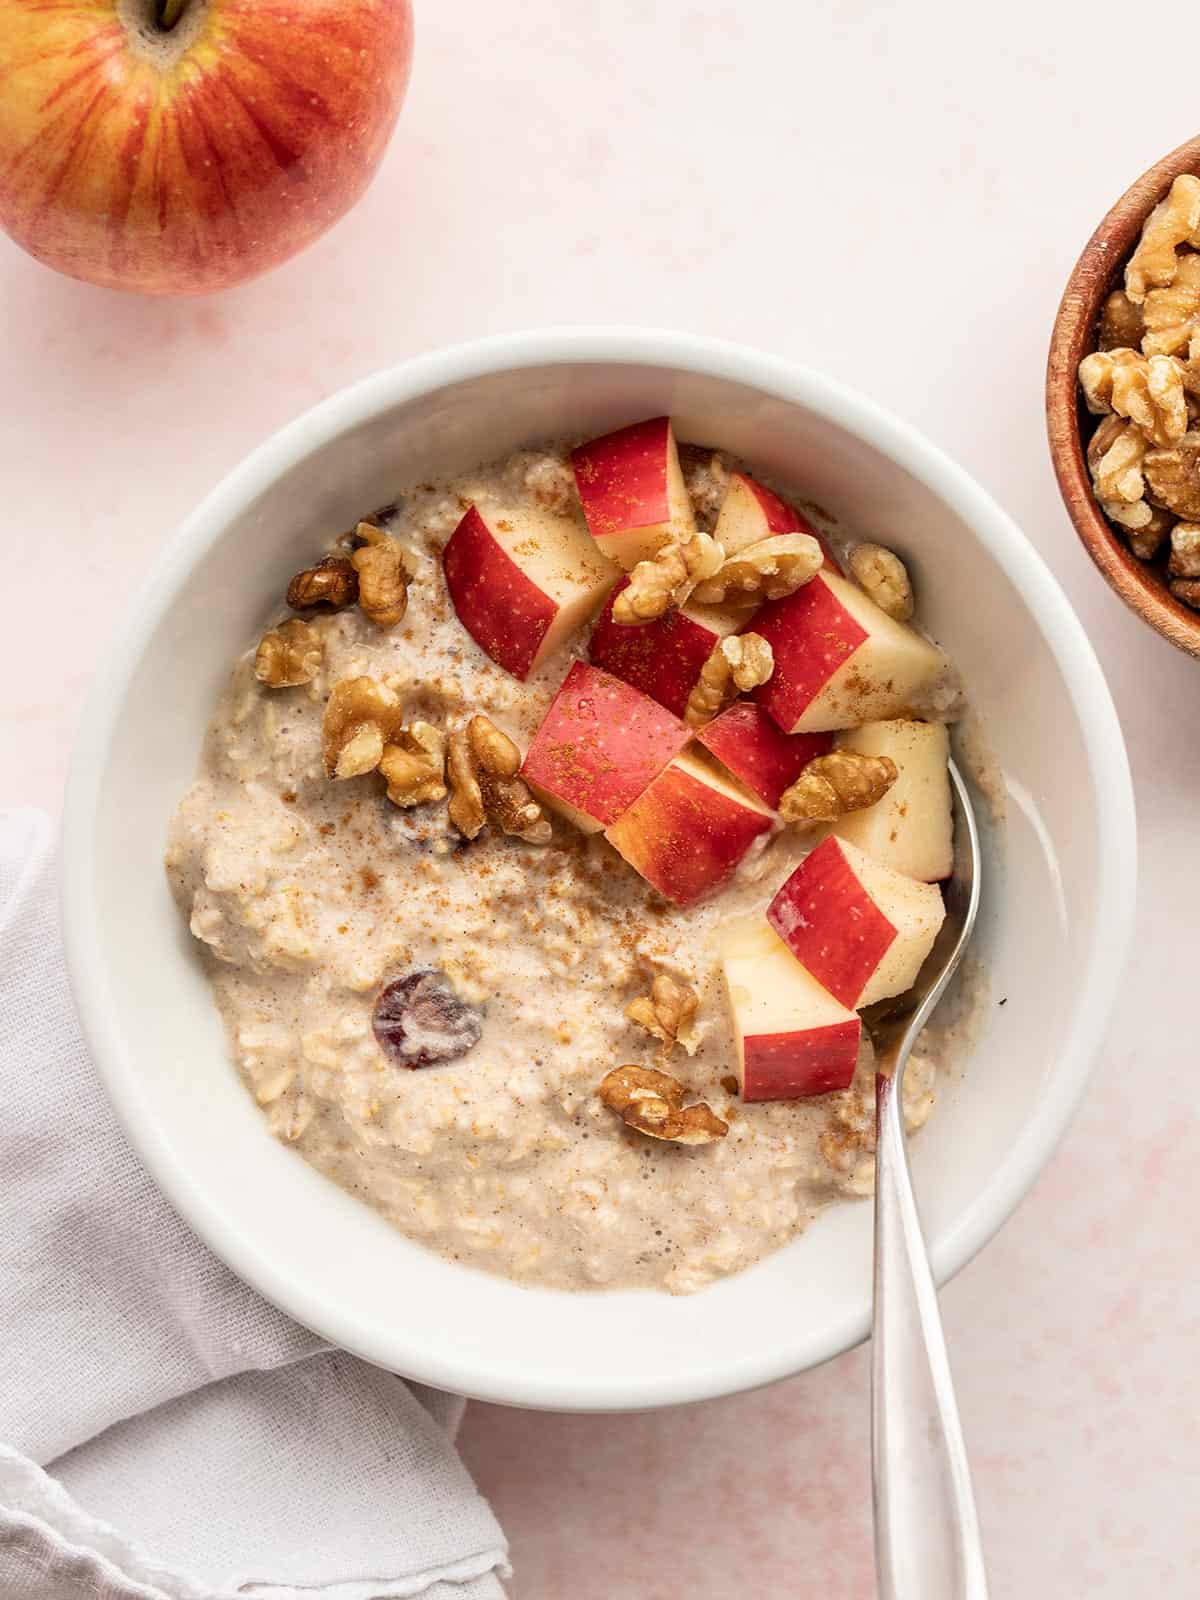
755, 490, 843, 575
589, 578, 734, 720
752, 573, 868, 733
605, 761, 772, 907
0, 0, 413, 295
742, 1024, 861, 1101
571, 416, 672, 539
767, 836, 897, 1008
521, 662, 689, 828
443, 506, 557, 681
696, 703, 833, 810
741, 475, 798, 533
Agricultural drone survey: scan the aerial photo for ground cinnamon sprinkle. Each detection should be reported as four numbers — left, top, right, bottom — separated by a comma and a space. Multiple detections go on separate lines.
168, 438, 971, 1297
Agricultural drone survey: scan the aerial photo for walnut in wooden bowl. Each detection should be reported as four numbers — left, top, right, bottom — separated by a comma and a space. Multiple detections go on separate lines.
1047, 135, 1200, 657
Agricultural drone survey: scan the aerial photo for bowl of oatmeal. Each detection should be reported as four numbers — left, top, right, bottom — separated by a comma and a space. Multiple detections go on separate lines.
1047, 134, 1200, 655
64, 329, 1135, 1409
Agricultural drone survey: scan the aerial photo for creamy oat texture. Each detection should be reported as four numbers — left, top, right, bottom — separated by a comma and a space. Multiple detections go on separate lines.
167, 445, 978, 1294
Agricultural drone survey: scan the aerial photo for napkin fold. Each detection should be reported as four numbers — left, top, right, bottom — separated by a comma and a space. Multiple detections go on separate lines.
0, 809, 509, 1600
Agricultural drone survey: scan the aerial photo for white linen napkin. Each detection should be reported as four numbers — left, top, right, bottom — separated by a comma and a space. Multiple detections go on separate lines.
0, 808, 509, 1600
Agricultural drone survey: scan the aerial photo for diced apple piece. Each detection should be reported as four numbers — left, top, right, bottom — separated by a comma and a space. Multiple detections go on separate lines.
571, 416, 696, 568
605, 752, 773, 907
696, 703, 834, 811
719, 916, 862, 1100
443, 503, 617, 681
768, 836, 945, 1008
832, 720, 953, 882
520, 662, 690, 834
715, 471, 842, 570
752, 568, 948, 734
588, 578, 751, 720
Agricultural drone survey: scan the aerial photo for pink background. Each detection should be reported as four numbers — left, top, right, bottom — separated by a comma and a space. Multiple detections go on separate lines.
6, 2, 1198, 1593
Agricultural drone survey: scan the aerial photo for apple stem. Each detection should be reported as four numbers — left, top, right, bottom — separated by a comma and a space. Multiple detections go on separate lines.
157, 0, 187, 28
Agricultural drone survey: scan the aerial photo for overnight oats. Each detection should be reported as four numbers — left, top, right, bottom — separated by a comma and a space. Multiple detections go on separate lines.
167, 416, 975, 1294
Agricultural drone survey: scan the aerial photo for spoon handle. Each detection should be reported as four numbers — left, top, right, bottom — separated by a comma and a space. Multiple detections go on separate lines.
872, 1067, 989, 1600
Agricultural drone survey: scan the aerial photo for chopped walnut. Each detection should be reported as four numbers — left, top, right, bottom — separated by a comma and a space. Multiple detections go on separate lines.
612, 532, 725, 623
1125, 174, 1200, 303
380, 722, 447, 807
1144, 436, 1200, 520
254, 618, 323, 688
351, 522, 411, 628
626, 974, 700, 1056
1167, 521, 1200, 577
779, 750, 898, 825
1087, 416, 1152, 529
690, 532, 823, 606
1169, 577, 1200, 608
684, 633, 774, 727
447, 715, 551, 844
597, 1064, 727, 1146
1141, 254, 1200, 356
322, 676, 405, 779
1098, 289, 1145, 351
1078, 348, 1188, 446
1080, 186, 1200, 556
1129, 505, 1175, 560
597, 1063, 684, 1114
848, 543, 914, 621
1078, 346, 1140, 414
286, 556, 359, 612
623, 1096, 728, 1144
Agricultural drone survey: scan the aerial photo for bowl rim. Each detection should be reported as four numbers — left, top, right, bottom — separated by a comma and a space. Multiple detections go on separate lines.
1046, 134, 1200, 658
62, 327, 1138, 1409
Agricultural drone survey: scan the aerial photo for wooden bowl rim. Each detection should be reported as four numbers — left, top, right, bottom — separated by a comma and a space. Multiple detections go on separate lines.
1046, 133, 1200, 658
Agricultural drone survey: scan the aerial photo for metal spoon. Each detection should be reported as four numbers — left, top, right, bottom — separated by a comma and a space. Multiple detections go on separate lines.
867, 760, 988, 1599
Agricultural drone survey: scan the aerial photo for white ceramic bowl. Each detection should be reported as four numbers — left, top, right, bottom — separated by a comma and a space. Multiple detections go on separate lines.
63, 329, 1136, 1412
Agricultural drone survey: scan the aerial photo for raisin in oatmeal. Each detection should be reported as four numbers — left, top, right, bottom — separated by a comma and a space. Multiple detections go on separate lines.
167, 418, 984, 1295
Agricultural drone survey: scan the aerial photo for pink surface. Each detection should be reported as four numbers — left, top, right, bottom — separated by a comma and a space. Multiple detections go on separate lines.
4, 1, 1198, 1593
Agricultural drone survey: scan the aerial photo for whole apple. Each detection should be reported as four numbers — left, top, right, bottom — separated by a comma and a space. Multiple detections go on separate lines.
0, 0, 414, 295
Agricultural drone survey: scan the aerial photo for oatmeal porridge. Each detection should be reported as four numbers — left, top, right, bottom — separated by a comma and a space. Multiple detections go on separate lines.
167, 416, 981, 1295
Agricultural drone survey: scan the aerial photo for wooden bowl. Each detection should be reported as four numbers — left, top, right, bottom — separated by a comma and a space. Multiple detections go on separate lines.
1046, 134, 1200, 656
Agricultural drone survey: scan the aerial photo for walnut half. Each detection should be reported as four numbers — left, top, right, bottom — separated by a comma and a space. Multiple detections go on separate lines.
1078, 348, 1188, 447
1087, 416, 1152, 530
611, 532, 725, 623
286, 556, 359, 612
779, 750, 898, 825
379, 722, 447, 807
690, 532, 822, 605
597, 1065, 727, 1146
1125, 174, 1200, 303
447, 715, 551, 844
1166, 521, 1200, 578
848, 544, 914, 621
1144, 436, 1200, 520
684, 633, 774, 727
626, 974, 700, 1056
351, 523, 411, 628
254, 618, 323, 688
322, 676, 405, 779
